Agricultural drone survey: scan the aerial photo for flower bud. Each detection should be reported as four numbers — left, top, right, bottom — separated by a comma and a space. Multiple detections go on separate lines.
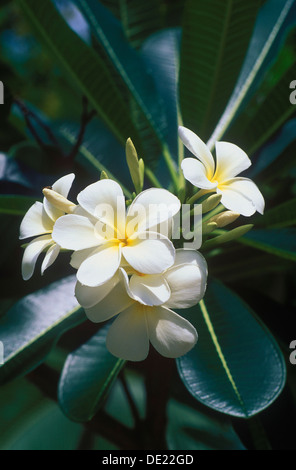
202, 221, 218, 235
126, 138, 144, 194
202, 194, 222, 214
42, 188, 76, 214
100, 170, 109, 180
209, 211, 240, 228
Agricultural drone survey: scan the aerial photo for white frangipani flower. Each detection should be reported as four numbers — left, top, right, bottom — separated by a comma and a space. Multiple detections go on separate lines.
19, 174, 75, 280
75, 249, 207, 361
52, 180, 181, 288
179, 126, 265, 217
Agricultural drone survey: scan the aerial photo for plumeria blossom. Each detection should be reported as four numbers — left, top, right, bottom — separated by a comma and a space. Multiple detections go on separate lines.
179, 126, 265, 217
52, 179, 181, 288
19, 174, 75, 280
75, 249, 208, 361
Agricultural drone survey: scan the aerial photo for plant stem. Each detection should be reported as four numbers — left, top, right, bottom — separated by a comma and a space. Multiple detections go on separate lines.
162, 144, 179, 191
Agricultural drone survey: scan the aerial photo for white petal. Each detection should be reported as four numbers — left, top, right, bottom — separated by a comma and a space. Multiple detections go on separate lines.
174, 248, 208, 273
75, 271, 121, 308
165, 263, 207, 309
43, 173, 75, 221
122, 233, 175, 274
52, 214, 101, 250
77, 243, 121, 287
129, 273, 171, 306
19, 202, 53, 240
70, 247, 97, 269
77, 179, 126, 239
21, 235, 53, 281
215, 142, 251, 181
181, 158, 217, 190
126, 188, 180, 237
146, 306, 198, 358
106, 303, 150, 361
84, 273, 134, 323
41, 243, 60, 275
178, 126, 215, 176
218, 177, 265, 217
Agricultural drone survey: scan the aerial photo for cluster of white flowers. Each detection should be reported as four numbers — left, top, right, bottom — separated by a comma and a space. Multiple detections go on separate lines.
19, 127, 264, 361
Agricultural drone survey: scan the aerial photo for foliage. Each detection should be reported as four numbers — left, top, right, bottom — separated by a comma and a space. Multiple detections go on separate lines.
0, 0, 295, 450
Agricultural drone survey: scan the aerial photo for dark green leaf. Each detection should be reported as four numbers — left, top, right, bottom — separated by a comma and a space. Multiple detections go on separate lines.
58, 324, 126, 422
179, 0, 261, 141
254, 198, 296, 228
0, 276, 85, 385
249, 119, 296, 179
226, 28, 296, 154
74, 0, 166, 138
208, 0, 296, 148
238, 228, 296, 261
177, 280, 286, 418
141, 28, 181, 165
17, 0, 141, 148
98, 0, 164, 49
167, 399, 245, 450
0, 195, 38, 216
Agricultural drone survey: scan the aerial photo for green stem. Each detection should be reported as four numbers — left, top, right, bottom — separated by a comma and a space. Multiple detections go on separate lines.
187, 189, 211, 206
162, 144, 179, 191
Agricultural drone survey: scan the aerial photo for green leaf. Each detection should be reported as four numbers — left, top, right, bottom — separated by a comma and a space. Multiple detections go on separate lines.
58, 121, 132, 198
238, 228, 296, 261
177, 280, 286, 418
254, 198, 296, 228
0, 195, 38, 216
17, 0, 141, 148
141, 28, 181, 164
208, 0, 295, 148
98, 0, 164, 49
58, 325, 126, 422
179, 0, 262, 141
74, 0, 167, 149
226, 28, 296, 154
167, 399, 245, 450
0, 276, 85, 385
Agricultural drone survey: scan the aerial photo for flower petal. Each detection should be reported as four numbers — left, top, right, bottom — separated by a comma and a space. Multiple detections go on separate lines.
106, 303, 149, 361
43, 173, 75, 221
19, 202, 53, 240
75, 271, 121, 308
84, 272, 134, 323
41, 243, 60, 275
181, 158, 217, 190
165, 263, 207, 309
122, 233, 175, 274
126, 188, 180, 237
21, 235, 53, 281
129, 273, 171, 306
146, 306, 198, 358
77, 179, 126, 238
218, 177, 265, 216
77, 243, 121, 287
178, 126, 215, 176
52, 214, 101, 251
215, 142, 251, 181
70, 247, 97, 269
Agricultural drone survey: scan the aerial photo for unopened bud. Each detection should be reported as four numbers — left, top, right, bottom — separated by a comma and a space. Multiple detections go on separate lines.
100, 170, 109, 180
209, 211, 240, 228
43, 188, 76, 214
126, 138, 144, 194
202, 224, 254, 250
202, 221, 218, 235
202, 194, 222, 214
